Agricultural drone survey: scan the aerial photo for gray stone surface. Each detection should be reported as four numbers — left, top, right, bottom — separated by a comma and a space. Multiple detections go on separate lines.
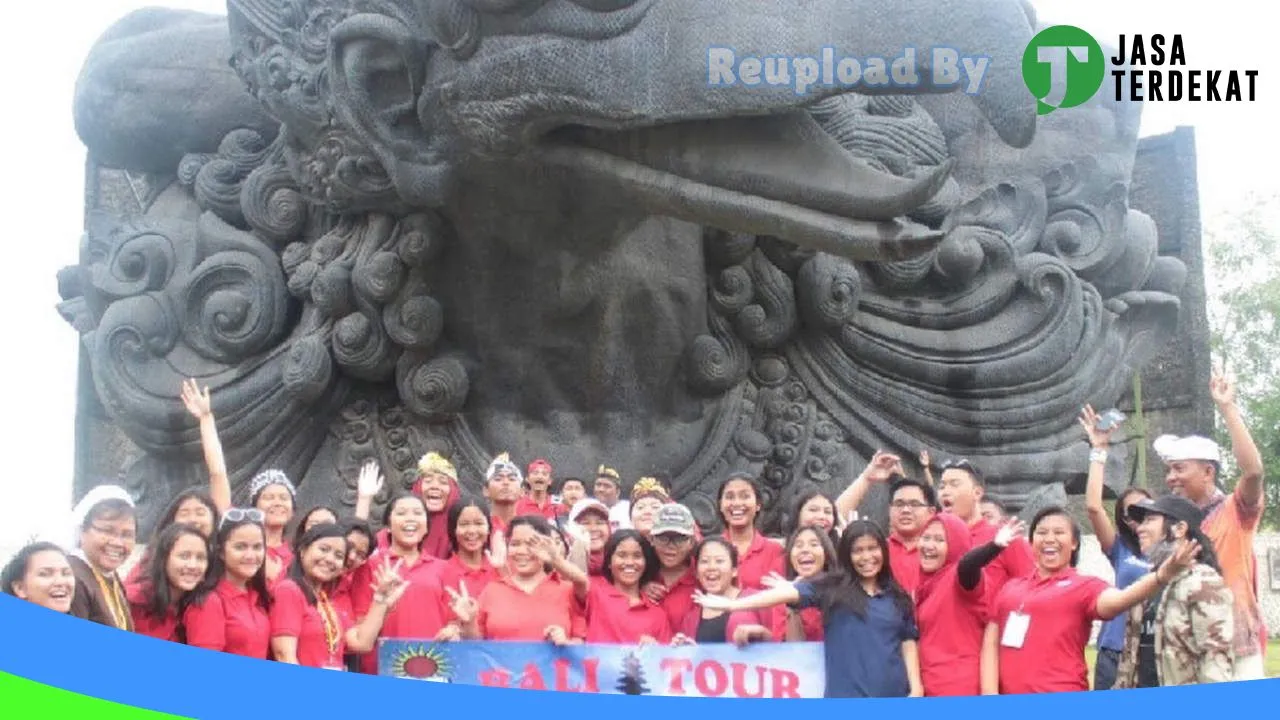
60, 1, 1194, 535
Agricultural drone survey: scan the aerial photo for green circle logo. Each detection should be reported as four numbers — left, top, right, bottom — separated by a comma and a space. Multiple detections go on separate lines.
1022, 25, 1106, 115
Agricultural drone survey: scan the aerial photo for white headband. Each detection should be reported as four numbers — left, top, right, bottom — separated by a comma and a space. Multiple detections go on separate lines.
249, 469, 296, 499
70, 485, 135, 548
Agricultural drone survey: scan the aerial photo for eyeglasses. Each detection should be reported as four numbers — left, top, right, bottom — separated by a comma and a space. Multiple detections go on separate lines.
89, 525, 137, 542
651, 534, 694, 547
219, 508, 265, 530
889, 500, 931, 511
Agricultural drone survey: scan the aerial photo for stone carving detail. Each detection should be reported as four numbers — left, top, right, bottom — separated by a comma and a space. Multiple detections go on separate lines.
64, 0, 1185, 533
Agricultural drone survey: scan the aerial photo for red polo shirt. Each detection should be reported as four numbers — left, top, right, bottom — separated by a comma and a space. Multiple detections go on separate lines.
659, 568, 698, 629
916, 567, 986, 696
888, 533, 922, 595
514, 495, 565, 522
990, 568, 1109, 694
270, 579, 354, 669
438, 555, 500, 599
584, 576, 672, 644
268, 543, 294, 574
125, 582, 178, 643
969, 520, 1035, 601
769, 605, 824, 642
725, 531, 785, 590
183, 579, 271, 659
351, 550, 454, 674
478, 574, 584, 641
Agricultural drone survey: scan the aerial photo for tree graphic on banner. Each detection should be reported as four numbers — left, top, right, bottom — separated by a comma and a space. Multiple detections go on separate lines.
616, 652, 650, 695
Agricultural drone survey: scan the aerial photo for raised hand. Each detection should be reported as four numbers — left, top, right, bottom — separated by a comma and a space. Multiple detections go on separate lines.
1210, 370, 1237, 407
918, 449, 931, 469
760, 572, 795, 592
485, 530, 507, 570
1078, 405, 1114, 449
180, 378, 213, 420
446, 581, 478, 624
357, 460, 384, 501
1157, 538, 1202, 582
372, 558, 408, 607
864, 450, 905, 483
993, 518, 1027, 548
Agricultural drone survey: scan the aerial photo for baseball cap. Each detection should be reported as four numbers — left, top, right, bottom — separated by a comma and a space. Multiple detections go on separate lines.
650, 503, 696, 537
568, 498, 610, 525
1152, 434, 1221, 464
1126, 495, 1204, 528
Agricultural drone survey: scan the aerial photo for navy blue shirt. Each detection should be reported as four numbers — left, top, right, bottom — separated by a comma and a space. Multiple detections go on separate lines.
1097, 542, 1151, 651
796, 581, 918, 698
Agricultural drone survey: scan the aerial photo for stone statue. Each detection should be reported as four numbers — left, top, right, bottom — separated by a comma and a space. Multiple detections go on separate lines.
60, 0, 1187, 535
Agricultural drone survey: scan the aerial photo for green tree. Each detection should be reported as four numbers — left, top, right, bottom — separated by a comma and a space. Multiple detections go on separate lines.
1206, 191, 1280, 530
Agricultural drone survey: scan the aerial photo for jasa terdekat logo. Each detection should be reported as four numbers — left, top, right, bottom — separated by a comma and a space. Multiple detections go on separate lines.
1022, 26, 1259, 114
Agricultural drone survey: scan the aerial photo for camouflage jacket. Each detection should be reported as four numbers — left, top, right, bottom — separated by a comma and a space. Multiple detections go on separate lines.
1114, 564, 1235, 688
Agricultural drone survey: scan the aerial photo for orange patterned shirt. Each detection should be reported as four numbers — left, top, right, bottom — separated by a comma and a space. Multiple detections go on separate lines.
1201, 486, 1267, 659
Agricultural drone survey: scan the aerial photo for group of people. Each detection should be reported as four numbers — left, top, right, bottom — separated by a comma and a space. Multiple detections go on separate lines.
0, 373, 1269, 698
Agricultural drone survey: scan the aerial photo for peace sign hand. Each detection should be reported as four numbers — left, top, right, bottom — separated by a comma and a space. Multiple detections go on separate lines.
446, 581, 479, 624
1210, 369, 1237, 407
372, 558, 408, 607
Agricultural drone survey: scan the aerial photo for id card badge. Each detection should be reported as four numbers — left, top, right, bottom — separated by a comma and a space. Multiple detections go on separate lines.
1001, 611, 1031, 648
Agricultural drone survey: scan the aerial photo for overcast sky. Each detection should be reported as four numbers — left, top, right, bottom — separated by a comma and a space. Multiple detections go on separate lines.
0, 1, 1274, 554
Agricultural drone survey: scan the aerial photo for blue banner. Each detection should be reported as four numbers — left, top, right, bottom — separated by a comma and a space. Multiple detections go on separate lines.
377, 640, 826, 698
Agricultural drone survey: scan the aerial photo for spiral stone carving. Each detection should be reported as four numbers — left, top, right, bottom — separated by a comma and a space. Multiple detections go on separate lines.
798, 253, 861, 329
282, 335, 335, 402
383, 291, 444, 350
332, 311, 398, 382
736, 251, 797, 349
241, 164, 308, 245
687, 313, 750, 396
397, 353, 469, 420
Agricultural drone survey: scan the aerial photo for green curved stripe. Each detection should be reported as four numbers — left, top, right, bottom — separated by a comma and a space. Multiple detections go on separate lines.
0, 672, 190, 718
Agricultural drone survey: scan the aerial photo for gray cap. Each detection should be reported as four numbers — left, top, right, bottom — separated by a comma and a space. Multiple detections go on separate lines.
650, 503, 696, 536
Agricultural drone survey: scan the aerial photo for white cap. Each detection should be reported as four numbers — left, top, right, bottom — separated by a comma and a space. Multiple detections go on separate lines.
69, 485, 135, 548
1153, 434, 1222, 464
568, 498, 610, 525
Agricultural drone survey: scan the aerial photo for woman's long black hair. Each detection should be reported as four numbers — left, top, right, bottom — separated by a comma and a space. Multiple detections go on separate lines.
447, 496, 492, 554
288, 523, 348, 606
809, 520, 914, 623
382, 494, 430, 550
152, 490, 220, 540
1113, 488, 1152, 557
140, 523, 211, 621
716, 473, 763, 529
785, 491, 839, 546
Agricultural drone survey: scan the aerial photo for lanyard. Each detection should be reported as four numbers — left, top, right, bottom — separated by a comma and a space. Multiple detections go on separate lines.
317, 590, 342, 660
90, 566, 130, 630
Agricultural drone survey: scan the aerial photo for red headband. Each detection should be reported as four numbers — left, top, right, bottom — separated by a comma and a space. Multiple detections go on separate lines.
528, 458, 553, 474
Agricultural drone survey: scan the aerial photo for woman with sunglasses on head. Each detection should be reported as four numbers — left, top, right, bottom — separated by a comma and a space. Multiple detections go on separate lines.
249, 470, 298, 584
1079, 405, 1154, 690
2, 541, 75, 614
452, 515, 588, 646
126, 523, 211, 642
582, 530, 671, 644
981, 506, 1202, 695
68, 485, 138, 632
915, 513, 1025, 697
270, 524, 410, 669
771, 525, 836, 642
671, 537, 772, 647
183, 509, 272, 658
718, 473, 784, 591
351, 494, 460, 673
695, 521, 922, 698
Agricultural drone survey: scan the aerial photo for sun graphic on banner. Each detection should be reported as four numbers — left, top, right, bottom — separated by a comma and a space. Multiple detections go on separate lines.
390, 644, 453, 682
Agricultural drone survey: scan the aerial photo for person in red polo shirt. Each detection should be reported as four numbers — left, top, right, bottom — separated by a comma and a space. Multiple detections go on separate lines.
184, 510, 272, 658
484, 453, 523, 536
454, 515, 588, 644
936, 458, 1034, 601
270, 524, 408, 669
834, 451, 937, 594
437, 498, 503, 599
350, 494, 460, 673
645, 504, 699, 628
981, 506, 1202, 695
770, 525, 835, 642
582, 529, 671, 644
717, 473, 784, 591
248, 470, 297, 584
127, 524, 210, 642
516, 459, 565, 521
915, 513, 1025, 696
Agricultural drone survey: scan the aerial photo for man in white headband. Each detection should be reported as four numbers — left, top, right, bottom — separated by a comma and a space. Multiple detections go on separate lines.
485, 453, 523, 535
1152, 370, 1267, 680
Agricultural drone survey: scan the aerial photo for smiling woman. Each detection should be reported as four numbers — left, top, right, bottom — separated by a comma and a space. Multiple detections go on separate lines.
67, 487, 137, 632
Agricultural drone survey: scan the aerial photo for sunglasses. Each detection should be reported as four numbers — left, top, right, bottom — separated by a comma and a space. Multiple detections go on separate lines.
219, 507, 265, 530
938, 458, 983, 481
